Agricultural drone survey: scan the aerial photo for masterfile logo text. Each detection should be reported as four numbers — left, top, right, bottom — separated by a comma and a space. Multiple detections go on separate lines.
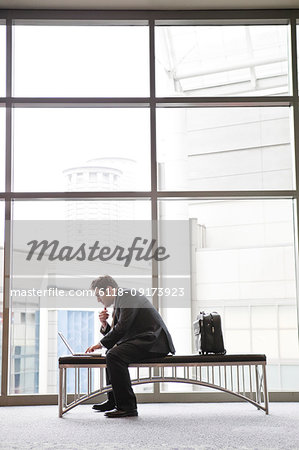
26, 237, 170, 267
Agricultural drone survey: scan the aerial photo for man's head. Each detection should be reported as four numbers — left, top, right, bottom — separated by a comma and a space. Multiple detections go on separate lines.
90, 275, 119, 308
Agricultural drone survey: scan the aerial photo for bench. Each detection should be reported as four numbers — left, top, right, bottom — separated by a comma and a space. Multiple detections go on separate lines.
58, 354, 269, 417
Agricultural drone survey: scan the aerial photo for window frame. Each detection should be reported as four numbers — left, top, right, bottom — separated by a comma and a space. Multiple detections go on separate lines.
0, 9, 299, 405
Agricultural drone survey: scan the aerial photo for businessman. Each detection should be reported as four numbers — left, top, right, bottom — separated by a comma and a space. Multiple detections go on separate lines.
86, 275, 175, 418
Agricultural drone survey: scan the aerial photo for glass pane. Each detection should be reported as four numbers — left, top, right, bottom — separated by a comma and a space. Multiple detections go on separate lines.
157, 107, 294, 191
0, 201, 3, 389
10, 200, 152, 394
13, 24, 149, 97
279, 330, 299, 359
252, 330, 279, 358
156, 25, 290, 97
251, 306, 277, 329
158, 198, 298, 392
13, 108, 150, 192
226, 330, 251, 353
267, 364, 281, 390
224, 306, 250, 329
279, 305, 298, 328
0, 24, 5, 96
0, 107, 5, 191
281, 366, 299, 390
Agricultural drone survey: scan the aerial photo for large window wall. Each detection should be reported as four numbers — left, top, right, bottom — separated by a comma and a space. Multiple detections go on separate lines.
1, 10, 299, 403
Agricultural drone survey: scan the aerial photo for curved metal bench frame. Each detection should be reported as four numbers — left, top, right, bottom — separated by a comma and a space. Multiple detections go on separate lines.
58, 358, 269, 417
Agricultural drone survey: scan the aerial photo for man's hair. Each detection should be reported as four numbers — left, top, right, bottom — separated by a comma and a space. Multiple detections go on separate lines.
90, 275, 118, 292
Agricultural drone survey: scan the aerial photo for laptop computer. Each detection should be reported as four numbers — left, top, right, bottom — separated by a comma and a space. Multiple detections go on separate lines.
58, 332, 102, 357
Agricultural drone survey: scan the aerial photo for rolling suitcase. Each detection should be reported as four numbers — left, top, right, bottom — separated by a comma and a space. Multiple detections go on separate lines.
193, 311, 226, 355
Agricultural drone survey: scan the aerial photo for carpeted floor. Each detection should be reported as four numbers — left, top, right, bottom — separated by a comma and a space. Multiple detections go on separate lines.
1, 403, 299, 449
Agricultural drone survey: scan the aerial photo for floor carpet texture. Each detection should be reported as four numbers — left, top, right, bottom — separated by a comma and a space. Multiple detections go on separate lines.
0, 402, 298, 449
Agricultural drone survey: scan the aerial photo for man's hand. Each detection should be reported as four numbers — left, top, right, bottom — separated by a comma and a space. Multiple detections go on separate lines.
99, 307, 109, 327
85, 343, 102, 353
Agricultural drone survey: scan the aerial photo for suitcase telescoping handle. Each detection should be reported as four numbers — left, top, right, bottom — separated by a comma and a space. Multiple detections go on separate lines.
210, 313, 215, 334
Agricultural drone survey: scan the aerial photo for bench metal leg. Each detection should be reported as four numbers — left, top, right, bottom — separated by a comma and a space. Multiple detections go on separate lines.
255, 365, 261, 409
59, 367, 63, 418
262, 364, 269, 415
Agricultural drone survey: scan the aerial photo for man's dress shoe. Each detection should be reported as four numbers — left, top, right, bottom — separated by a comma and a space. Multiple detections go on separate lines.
92, 401, 115, 412
104, 408, 138, 418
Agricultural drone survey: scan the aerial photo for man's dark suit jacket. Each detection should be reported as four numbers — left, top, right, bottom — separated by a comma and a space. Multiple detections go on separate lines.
100, 289, 175, 355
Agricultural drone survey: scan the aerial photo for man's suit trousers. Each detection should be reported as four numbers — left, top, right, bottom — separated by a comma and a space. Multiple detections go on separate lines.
105, 342, 168, 411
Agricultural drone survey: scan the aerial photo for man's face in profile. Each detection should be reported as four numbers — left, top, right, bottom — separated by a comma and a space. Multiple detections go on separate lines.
95, 286, 115, 308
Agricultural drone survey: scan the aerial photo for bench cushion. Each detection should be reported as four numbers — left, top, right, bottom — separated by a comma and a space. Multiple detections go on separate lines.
59, 353, 266, 365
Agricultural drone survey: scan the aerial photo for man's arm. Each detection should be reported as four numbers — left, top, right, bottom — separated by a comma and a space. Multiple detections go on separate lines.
100, 305, 138, 349
100, 322, 111, 335
85, 342, 102, 353
99, 307, 111, 336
